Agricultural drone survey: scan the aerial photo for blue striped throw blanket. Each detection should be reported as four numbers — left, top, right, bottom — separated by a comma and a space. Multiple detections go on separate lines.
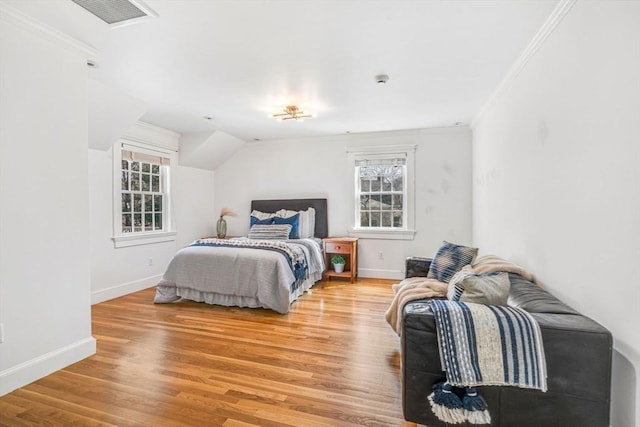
427, 300, 547, 424
430, 299, 547, 390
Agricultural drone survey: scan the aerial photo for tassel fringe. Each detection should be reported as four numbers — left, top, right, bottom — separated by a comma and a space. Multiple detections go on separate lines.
428, 382, 466, 424
428, 382, 492, 425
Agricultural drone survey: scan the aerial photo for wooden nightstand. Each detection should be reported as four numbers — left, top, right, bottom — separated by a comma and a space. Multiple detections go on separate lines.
323, 237, 358, 283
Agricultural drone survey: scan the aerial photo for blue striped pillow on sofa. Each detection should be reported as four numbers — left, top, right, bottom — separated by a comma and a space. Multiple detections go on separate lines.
427, 241, 478, 283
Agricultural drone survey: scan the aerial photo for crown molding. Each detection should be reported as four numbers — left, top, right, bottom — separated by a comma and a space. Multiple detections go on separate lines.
471, 0, 577, 128
247, 125, 471, 146
0, 2, 97, 57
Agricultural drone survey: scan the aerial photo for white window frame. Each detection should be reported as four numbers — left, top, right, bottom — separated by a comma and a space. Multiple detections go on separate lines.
112, 139, 177, 248
348, 145, 416, 240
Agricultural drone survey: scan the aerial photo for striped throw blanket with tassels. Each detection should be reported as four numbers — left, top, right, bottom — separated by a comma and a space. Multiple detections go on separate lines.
428, 300, 547, 424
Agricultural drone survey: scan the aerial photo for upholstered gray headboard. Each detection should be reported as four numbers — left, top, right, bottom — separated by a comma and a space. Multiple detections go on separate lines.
250, 198, 328, 238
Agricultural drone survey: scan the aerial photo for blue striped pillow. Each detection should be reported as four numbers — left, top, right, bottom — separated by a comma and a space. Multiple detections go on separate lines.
427, 241, 478, 283
273, 214, 300, 239
247, 224, 292, 240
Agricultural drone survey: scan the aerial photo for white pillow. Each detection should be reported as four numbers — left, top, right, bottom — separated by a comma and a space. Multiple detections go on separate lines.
276, 207, 316, 238
307, 207, 316, 237
447, 267, 511, 306
251, 209, 276, 220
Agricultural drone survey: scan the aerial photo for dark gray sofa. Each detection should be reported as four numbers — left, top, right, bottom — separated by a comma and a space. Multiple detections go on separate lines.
401, 257, 612, 426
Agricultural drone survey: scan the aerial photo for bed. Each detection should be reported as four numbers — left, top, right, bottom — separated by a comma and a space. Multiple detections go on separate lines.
154, 198, 328, 313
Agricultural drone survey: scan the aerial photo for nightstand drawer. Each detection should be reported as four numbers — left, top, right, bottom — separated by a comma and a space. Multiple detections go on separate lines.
324, 242, 350, 254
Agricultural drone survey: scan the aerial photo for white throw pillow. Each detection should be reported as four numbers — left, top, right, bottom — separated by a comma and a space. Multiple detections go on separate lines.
447, 266, 511, 306
276, 207, 315, 238
307, 207, 316, 238
251, 209, 276, 220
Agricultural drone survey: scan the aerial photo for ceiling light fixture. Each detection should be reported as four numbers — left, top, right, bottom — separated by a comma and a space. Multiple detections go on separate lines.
272, 105, 313, 122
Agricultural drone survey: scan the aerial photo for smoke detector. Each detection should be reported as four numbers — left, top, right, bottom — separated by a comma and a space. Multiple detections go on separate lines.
374, 74, 390, 84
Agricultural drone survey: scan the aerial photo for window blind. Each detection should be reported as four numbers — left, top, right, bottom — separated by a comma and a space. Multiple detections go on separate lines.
121, 143, 171, 165
355, 157, 406, 167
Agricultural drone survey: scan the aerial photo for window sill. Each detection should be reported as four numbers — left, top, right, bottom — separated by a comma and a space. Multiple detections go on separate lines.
112, 231, 177, 248
348, 228, 416, 240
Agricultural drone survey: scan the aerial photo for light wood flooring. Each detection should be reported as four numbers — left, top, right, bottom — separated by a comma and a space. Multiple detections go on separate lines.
0, 278, 418, 427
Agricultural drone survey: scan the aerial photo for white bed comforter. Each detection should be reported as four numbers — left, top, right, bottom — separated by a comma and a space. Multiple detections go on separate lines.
154, 238, 325, 313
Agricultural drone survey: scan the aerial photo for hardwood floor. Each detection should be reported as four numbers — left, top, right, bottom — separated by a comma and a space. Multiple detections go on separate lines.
0, 279, 419, 427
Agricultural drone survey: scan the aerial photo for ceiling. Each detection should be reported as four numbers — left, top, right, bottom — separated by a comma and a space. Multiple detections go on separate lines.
4, 0, 559, 142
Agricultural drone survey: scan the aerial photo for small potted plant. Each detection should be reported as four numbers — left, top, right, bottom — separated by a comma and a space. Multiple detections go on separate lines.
331, 255, 346, 273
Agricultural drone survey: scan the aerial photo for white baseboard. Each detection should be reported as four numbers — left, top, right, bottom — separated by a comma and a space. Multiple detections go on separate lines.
358, 268, 404, 280
91, 274, 161, 305
0, 336, 96, 397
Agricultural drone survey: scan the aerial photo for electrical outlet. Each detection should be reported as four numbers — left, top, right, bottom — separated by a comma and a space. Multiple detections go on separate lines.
378, 251, 384, 260
0, 323, 4, 343
147, 258, 153, 266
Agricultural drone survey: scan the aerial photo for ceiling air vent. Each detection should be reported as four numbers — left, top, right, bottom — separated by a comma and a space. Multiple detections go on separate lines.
71, 0, 157, 27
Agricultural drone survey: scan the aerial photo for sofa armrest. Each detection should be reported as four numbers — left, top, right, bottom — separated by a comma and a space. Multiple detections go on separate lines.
405, 257, 432, 278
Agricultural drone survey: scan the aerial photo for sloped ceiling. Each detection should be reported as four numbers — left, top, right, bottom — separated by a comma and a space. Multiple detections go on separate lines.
179, 131, 245, 171
88, 79, 148, 151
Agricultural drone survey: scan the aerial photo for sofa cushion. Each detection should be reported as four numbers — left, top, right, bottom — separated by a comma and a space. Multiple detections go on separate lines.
448, 269, 510, 305
405, 257, 432, 278
427, 241, 478, 283
507, 274, 578, 315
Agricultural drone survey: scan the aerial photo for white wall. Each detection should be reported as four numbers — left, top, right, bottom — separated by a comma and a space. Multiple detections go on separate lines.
472, 1, 640, 425
88, 148, 216, 304
0, 11, 95, 394
215, 127, 472, 279
172, 164, 217, 249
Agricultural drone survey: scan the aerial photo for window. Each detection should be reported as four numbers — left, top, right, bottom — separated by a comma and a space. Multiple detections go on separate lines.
112, 140, 176, 248
120, 151, 166, 233
357, 157, 405, 228
348, 145, 416, 240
